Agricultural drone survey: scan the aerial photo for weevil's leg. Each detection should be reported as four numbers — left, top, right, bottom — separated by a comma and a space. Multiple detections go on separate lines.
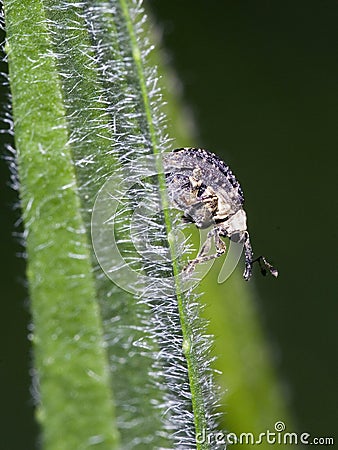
184, 227, 226, 275
184, 228, 215, 275
200, 186, 218, 215
252, 255, 278, 278
189, 167, 203, 194
192, 167, 202, 182
214, 227, 227, 256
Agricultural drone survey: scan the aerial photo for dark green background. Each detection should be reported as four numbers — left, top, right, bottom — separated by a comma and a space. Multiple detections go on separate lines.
148, 0, 337, 440
1, 1, 337, 448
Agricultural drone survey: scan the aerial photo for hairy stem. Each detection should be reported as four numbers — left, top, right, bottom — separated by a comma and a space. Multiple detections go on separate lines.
3, 0, 119, 448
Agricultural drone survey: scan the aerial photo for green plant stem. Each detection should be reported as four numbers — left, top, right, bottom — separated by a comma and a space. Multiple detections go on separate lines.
119, 2, 210, 447
4, 0, 119, 449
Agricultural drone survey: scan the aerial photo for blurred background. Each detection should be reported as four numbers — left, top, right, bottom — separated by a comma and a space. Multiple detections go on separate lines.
1, 0, 337, 448
147, 0, 337, 441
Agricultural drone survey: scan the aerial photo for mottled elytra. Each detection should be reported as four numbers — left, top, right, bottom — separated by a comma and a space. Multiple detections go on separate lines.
163, 147, 278, 281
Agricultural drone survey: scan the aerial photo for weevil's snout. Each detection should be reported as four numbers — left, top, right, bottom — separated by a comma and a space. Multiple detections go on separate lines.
243, 233, 253, 281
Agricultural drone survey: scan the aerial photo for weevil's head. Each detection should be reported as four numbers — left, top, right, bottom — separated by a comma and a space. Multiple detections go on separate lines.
219, 209, 254, 280
222, 209, 248, 243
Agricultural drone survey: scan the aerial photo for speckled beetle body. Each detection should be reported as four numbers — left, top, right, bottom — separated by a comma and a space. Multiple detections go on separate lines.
163, 147, 278, 280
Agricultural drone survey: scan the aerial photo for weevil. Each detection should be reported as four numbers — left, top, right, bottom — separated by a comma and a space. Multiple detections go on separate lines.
163, 148, 278, 281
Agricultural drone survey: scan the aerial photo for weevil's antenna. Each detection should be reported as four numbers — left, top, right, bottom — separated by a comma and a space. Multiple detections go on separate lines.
243, 232, 278, 280
252, 255, 278, 278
